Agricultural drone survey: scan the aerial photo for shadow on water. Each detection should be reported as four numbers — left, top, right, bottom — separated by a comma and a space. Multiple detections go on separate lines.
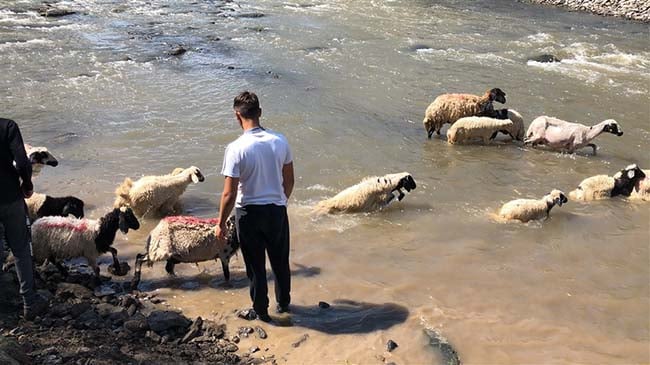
280, 299, 409, 335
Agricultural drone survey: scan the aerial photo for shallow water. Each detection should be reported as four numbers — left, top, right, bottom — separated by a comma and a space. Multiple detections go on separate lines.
1, 0, 649, 363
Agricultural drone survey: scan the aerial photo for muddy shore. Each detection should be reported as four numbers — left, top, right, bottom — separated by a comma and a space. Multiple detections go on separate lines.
525, 0, 650, 22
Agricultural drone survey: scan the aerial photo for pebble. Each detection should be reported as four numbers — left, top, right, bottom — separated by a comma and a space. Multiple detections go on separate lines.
387, 339, 399, 352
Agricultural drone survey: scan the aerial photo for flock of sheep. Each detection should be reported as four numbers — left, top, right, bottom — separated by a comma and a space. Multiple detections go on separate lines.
10, 89, 649, 287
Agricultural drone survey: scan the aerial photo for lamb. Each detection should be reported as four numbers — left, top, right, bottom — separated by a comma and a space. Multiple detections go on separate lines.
130, 215, 239, 289
25, 144, 58, 174
487, 108, 525, 141
630, 170, 650, 202
114, 166, 205, 217
314, 172, 417, 214
569, 164, 646, 201
498, 189, 568, 222
422, 88, 506, 138
25, 193, 85, 222
524, 116, 623, 154
446, 116, 514, 144
30, 206, 140, 278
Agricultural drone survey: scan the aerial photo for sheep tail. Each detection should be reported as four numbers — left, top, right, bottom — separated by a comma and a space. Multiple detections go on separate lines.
114, 177, 133, 208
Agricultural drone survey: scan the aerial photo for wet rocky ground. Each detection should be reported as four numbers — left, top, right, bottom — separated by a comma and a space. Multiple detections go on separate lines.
0, 263, 276, 365
526, 0, 650, 22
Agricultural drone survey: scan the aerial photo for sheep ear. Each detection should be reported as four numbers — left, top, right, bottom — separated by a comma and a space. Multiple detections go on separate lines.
628, 169, 636, 179
191, 173, 200, 184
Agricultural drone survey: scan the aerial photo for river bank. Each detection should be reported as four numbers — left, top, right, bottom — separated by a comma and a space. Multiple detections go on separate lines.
526, 0, 650, 21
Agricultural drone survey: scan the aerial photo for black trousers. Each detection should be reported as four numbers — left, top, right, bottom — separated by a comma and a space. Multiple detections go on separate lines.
0, 199, 36, 306
235, 204, 290, 315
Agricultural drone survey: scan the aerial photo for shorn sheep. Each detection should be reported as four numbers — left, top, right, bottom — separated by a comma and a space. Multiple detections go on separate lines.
498, 189, 568, 222
31, 206, 140, 278
422, 88, 506, 138
630, 169, 649, 202
114, 166, 205, 217
569, 164, 646, 201
25, 193, 85, 222
314, 172, 417, 214
524, 116, 623, 154
130, 215, 239, 289
446, 116, 514, 144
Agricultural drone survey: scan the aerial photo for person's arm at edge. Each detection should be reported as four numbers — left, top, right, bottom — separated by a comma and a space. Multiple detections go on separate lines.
216, 176, 239, 239
282, 162, 294, 200
8, 121, 33, 198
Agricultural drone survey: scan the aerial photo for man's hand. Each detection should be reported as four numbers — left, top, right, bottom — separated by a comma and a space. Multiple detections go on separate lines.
21, 180, 33, 198
215, 220, 227, 240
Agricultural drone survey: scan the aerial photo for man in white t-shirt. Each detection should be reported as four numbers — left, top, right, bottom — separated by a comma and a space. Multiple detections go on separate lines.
216, 91, 294, 322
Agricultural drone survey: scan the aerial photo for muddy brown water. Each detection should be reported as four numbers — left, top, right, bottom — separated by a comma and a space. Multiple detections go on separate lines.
1, 0, 649, 363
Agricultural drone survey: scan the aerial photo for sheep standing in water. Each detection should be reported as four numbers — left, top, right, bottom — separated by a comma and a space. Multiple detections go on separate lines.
524, 116, 623, 154
114, 166, 205, 217
487, 108, 525, 141
498, 189, 568, 223
314, 172, 417, 214
25, 192, 85, 221
130, 215, 239, 289
446, 116, 514, 144
422, 88, 506, 138
569, 164, 646, 201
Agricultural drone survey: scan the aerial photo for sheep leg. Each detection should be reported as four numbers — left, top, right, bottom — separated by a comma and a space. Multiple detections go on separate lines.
165, 258, 179, 276
588, 143, 597, 155
396, 188, 406, 201
219, 258, 233, 288
130, 253, 147, 290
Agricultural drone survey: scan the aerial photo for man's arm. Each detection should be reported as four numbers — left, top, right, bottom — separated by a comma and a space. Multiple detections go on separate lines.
216, 176, 239, 239
7, 121, 33, 197
282, 162, 294, 200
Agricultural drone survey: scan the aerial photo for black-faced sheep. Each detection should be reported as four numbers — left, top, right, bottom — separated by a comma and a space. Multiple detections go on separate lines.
314, 172, 417, 214
30, 206, 140, 278
524, 116, 623, 154
422, 88, 506, 138
569, 164, 646, 201
25, 144, 58, 173
114, 166, 205, 218
130, 215, 239, 289
630, 169, 649, 202
498, 189, 568, 222
446, 116, 514, 144
25, 193, 85, 221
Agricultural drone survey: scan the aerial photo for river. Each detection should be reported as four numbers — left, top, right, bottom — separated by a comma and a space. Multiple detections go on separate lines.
1, 0, 649, 363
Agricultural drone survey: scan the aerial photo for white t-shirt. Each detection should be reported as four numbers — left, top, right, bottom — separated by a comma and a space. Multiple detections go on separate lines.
221, 127, 292, 207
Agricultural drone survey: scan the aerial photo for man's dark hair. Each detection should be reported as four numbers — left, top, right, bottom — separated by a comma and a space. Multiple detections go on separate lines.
233, 91, 261, 119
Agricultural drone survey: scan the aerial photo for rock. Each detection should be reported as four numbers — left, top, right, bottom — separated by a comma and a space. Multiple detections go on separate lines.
126, 304, 137, 317
168, 47, 187, 56
49, 303, 73, 318
237, 309, 257, 321
37, 289, 54, 302
75, 309, 103, 329
0, 336, 28, 365
236, 12, 265, 18
56, 283, 92, 300
249, 346, 260, 354
124, 314, 149, 333
318, 301, 330, 309
291, 334, 309, 348
528, 54, 561, 63
181, 317, 203, 343
230, 335, 240, 343
38, 7, 77, 17
147, 310, 191, 333
69, 302, 92, 318
95, 303, 117, 318
254, 326, 267, 339
146, 330, 162, 343
238, 327, 254, 337
387, 340, 398, 352
93, 284, 117, 298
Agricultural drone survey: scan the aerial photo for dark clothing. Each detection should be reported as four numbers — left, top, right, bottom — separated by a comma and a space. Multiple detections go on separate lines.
235, 204, 290, 316
0, 200, 36, 306
0, 118, 32, 204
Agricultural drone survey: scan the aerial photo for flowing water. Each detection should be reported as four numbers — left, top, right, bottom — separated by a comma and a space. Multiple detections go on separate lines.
1, 0, 649, 363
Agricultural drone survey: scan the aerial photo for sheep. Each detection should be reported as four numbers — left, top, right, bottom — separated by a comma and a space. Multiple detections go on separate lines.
569, 164, 646, 201
629, 170, 650, 202
25, 193, 85, 222
30, 206, 140, 279
487, 108, 525, 141
498, 189, 568, 222
446, 116, 514, 144
422, 88, 506, 139
24, 144, 58, 174
524, 116, 623, 154
130, 215, 239, 289
113, 166, 205, 218
314, 172, 417, 214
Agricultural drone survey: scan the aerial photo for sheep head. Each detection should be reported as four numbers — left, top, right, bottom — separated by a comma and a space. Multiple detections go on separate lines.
488, 88, 506, 104
62, 197, 85, 218
25, 145, 58, 166
546, 189, 568, 207
601, 120, 623, 136
388, 172, 417, 201
189, 166, 205, 183
118, 206, 140, 234
613, 164, 646, 196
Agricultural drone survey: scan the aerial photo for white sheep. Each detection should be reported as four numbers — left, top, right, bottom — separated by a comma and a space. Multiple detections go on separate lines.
524, 116, 623, 154
422, 88, 506, 138
24, 144, 58, 174
314, 172, 417, 214
114, 166, 205, 217
630, 170, 649, 202
488, 108, 525, 141
569, 164, 646, 201
446, 116, 514, 144
25, 193, 85, 221
30, 206, 140, 278
498, 189, 568, 222
130, 215, 239, 289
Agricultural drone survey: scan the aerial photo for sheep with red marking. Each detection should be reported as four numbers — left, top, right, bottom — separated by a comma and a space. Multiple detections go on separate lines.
131, 215, 239, 289
31, 206, 140, 278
